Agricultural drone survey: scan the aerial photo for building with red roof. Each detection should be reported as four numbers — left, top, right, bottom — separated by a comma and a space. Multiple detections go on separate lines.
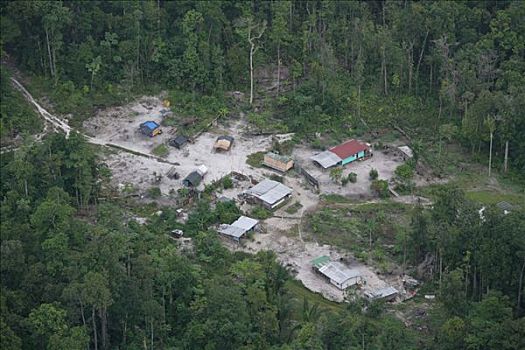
310, 139, 372, 168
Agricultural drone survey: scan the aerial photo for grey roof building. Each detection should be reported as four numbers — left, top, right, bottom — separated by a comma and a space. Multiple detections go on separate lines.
217, 215, 259, 243
365, 286, 398, 301
311, 150, 342, 169
311, 256, 363, 290
244, 179, 293, 209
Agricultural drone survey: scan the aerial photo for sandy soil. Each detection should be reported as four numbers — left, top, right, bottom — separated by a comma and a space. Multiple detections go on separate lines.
84, 97, 278, 196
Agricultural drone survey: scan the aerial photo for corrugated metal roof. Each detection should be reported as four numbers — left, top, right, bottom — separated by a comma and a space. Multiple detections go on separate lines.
244, 179, 293, 206
247, 179, 277, 196
330, 139, 369, 159
197, 165, 208, 176
217, 224, 246, 238
311, 150, 342, 168
496, 201, 513, 211
232, 216, 258, 231
319, 262, 361, 285
367, 286, 398, 299
397, 145, 413, 158
260, 184, 292, 205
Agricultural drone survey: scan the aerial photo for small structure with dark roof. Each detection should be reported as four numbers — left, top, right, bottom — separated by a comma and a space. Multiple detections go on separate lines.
263, 152, 294, 172
182, 171, 202, 187
214, 135, 234, 152
169, 135, 189, 149
139, 121, 162, 137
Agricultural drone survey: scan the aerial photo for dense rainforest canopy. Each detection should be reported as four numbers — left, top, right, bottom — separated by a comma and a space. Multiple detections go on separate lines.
1, 0, 524, 170
1, 1, 524, 350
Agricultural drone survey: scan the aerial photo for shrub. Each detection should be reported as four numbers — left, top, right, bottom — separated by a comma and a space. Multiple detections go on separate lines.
269, 174, 284, 183
246, 151, 265, 167
395, 163, 414, 181
341, 177, 349, 186
348, 172, 357, 183
251, 206, 273, 219
370, 180, 389, 198
222, 176, 233, 189
369, 168, 379, 180
147, 187, 162, 198
330, 167, 343, 183
285, 201, 303, 214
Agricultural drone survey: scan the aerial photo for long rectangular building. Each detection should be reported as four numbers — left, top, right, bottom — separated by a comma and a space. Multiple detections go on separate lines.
311, 139, 371, 169
312, 256, 363, 290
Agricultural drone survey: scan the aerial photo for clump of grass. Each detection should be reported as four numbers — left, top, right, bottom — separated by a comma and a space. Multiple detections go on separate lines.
152, 144, 169, 157
247, 151, 265, 167
285, 201, 303, 214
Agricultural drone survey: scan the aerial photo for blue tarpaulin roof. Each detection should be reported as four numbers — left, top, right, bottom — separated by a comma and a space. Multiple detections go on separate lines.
141, 121, 160, 130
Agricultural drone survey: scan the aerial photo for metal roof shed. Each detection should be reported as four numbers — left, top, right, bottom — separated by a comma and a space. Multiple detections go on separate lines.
183, 171, 202, 187
231, 216, 258, 231
245, 179, 293, 209
365, 286, 398, 301
311, 151, 342, 169
170, 135, 189, 149
318, 262, 362, 290
311, 256, 330, 269
217, 224, 246, 242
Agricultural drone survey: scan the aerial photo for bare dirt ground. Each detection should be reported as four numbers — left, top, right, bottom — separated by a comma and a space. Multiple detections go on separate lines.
293, 145, 405, 198
84, 97, 279, 196
226, 225, 410, 302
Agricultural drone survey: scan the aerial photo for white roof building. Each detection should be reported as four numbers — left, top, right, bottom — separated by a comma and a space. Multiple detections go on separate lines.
244, 179, 293, 209
217, 216, 259, 242
197, 165, 208, 176
318, 261, 362, 290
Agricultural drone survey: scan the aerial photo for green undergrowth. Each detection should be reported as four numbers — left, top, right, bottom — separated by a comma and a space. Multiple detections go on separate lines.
246, 151, 265, 168
285, 279, 344, 314
167, 90, 228, 136
0, 66, 42, 140
305, 202, 412, 265
151, 143, 169, 158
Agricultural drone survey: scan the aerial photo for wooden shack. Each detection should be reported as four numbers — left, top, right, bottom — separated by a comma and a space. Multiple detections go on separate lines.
263, 152, 294, 172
